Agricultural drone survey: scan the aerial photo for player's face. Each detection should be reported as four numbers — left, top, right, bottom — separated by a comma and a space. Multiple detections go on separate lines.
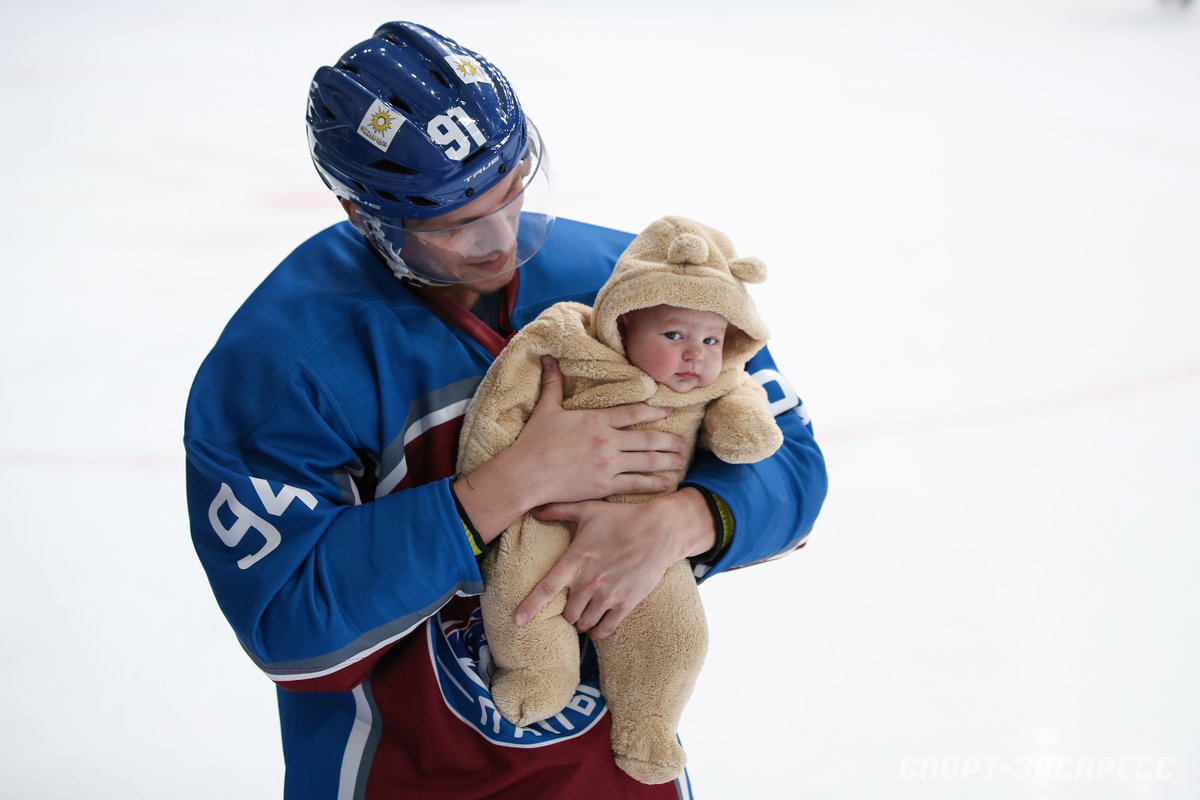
398, 163, 529, 294
620, 306, 728, 394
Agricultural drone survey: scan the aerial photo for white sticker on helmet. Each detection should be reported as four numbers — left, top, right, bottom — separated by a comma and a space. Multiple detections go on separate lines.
444, 54, 493, 86
357, 100, 406, 152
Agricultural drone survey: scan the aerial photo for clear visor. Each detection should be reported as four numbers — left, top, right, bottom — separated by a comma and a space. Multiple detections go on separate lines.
362, 122, 554, 286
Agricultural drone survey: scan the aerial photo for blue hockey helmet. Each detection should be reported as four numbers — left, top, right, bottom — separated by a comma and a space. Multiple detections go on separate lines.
307, 22, 553, 285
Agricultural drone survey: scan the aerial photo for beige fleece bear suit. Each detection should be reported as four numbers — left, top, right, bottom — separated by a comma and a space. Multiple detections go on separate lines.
456, 216, 783, 784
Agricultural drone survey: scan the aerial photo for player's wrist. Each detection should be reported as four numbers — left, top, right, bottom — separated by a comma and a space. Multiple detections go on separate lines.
452, 454, 537, 544
660, 486, 719, 561
679, 484, 734, 567
489, 435, 555, 510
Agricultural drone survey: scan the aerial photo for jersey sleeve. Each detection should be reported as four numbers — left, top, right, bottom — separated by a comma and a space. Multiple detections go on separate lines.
681, 345, 828, 577
185, 360, 482, 694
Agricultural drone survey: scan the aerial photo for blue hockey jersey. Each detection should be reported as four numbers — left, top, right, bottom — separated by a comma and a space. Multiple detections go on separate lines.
184, 218, 827, 799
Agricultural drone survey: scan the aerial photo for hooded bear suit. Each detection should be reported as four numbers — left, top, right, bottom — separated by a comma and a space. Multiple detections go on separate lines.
455, 216, 783, 784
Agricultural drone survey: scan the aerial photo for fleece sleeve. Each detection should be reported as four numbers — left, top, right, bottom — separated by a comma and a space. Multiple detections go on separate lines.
681, 345, 828, 577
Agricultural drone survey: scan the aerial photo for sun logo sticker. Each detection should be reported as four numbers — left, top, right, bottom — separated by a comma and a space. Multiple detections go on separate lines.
357, 99, 405, 152
369, 109, 394, 135
443, 54, 493, 87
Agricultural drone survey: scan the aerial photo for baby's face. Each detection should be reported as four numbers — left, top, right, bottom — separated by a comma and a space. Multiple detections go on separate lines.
621, 305, 728, 393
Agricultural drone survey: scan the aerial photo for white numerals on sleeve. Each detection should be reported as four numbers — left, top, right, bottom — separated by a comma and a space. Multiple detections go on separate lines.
207, 478, 318, 569
751, 368, 810, 424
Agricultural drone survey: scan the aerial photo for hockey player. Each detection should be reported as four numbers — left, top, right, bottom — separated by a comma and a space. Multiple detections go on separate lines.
185, 21, 827, 800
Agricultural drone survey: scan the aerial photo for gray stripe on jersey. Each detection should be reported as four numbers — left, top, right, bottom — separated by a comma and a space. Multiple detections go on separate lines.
244, 579, 484, 680
378, 375, 484, 485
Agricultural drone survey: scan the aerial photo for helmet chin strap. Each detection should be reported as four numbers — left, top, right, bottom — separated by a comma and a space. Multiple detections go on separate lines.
355, 211, 456, 288
374, 240, 456, 288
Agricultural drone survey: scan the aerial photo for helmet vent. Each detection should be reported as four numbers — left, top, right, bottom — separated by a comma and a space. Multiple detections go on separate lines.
428, 69, 451, 89
336, 60, 361, 75
370, 159, 419, 176
459, 147, 489, 168
406, 195, 439, 208
387, 96, 414, 116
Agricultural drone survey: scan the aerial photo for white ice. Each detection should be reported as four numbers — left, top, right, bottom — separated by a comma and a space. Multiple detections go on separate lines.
1, 1, 1197, 798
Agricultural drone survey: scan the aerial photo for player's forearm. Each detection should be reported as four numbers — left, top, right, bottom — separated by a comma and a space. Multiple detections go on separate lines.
686, 413, 827, 570
188, 453, 482, 692
451, 446, 541, 543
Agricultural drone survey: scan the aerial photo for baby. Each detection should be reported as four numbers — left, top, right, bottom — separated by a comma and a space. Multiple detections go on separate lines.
456, 215, 783, 784
620, 305, 729, 394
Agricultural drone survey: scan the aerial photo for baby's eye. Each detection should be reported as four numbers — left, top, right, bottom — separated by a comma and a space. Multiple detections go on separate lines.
703, 337, 721, 346
664, 331, 684, 340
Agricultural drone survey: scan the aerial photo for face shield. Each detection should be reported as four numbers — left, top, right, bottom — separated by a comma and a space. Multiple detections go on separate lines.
356, 122, 554, 286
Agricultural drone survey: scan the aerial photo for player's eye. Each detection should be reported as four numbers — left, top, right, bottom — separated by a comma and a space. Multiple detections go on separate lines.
502, 174, 524, 203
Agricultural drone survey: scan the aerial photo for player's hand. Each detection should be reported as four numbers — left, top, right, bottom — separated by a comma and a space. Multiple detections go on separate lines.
513, 488, 717, 639
452, 357, 688, 542
512, 356, 687, 507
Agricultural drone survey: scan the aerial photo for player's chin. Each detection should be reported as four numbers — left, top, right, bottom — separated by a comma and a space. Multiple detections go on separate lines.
468, 272, 516, 295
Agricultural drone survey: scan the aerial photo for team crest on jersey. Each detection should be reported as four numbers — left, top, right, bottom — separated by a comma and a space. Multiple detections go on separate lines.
428, 605, 607, 747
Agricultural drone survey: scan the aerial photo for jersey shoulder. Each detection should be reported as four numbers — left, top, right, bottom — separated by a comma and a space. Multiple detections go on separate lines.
511, 218, 635, 325
185, 221, 424, 442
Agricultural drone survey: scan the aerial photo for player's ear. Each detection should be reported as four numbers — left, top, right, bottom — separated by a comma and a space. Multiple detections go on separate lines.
339, 197, 364, 226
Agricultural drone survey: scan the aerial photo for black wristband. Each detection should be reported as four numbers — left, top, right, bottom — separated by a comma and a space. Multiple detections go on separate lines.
449, 482, 489, 559
681, 483, 732, 566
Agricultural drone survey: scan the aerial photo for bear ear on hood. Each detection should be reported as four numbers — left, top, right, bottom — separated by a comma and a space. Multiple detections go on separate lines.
667, 232, 710, 266
729, 256, 767, 284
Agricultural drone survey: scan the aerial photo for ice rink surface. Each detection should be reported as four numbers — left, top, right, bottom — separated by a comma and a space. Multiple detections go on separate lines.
1, 1, 1197, 797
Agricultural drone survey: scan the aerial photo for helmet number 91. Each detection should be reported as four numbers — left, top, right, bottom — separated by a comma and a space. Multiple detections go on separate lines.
429, 106, 487, 161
